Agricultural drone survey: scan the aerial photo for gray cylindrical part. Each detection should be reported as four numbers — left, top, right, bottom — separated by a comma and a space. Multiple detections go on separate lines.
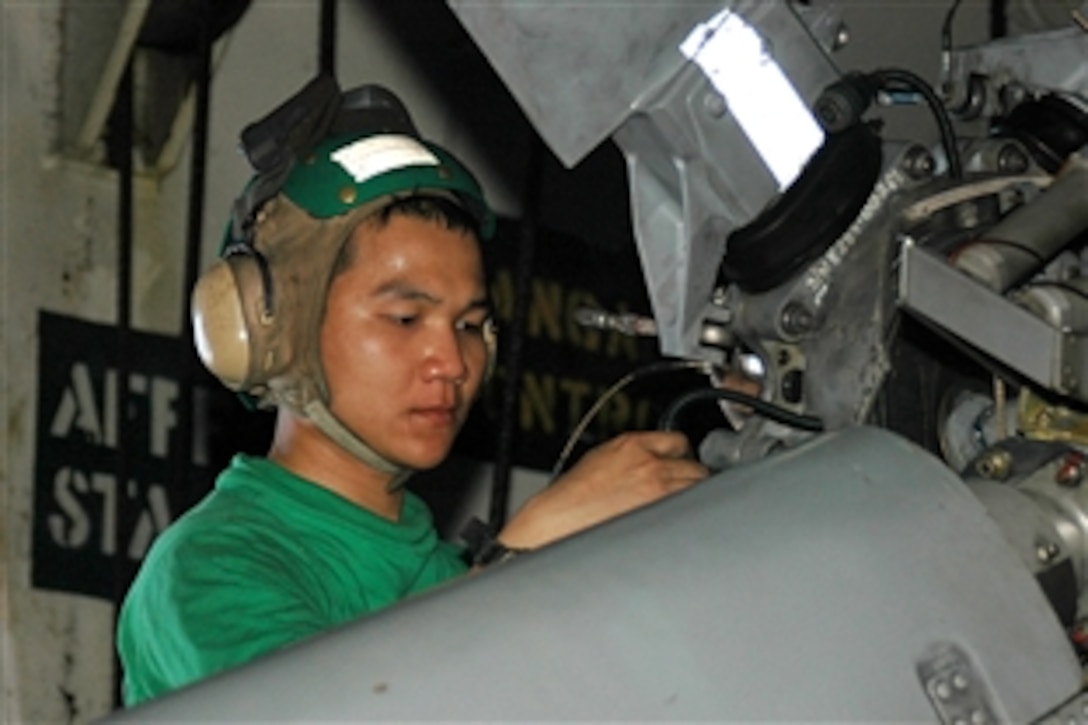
954, 158, 1088, 292
103, 427, 1083, 724
1016, 276, 1088, 332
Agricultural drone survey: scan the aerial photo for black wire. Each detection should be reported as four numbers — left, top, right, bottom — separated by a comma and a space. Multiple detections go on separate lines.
319, 0, 336, 76
989, 0, 1007, 39
872, 68, 963, 179
549, 359, 711, 480
658, 389, 826, 434
489, 138, 545, 529
941, 0, 964, 54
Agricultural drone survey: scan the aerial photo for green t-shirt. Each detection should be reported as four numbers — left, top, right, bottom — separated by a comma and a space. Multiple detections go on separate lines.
117, 454, 468, 706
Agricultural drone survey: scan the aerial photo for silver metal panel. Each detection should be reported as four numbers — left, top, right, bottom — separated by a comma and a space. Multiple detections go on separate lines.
947, 23, 1088, 116
899, 240, 1088, 399
448, 0, 727, 167
449, 1, 846, 360
105, 427, 1080, 722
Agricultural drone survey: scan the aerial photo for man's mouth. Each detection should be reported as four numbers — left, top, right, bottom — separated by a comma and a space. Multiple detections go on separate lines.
410, 406, 458, 426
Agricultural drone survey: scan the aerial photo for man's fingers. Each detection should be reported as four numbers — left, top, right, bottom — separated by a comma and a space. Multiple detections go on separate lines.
667, 458, 710, 486
626, 430, 694, 459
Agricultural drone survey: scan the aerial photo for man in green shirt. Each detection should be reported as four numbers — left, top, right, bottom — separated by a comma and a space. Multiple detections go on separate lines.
117, 75, 709, 705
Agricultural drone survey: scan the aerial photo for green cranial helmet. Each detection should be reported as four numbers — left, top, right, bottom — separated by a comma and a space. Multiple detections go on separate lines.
226, 74, 495, 245
191, 74, 495, 488
281, 131, 495, 237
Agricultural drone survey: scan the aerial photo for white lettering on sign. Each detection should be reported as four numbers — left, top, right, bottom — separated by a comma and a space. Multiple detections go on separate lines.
47, 466, 173, 559
49, 363, 111, 446
330, 134, 439, 184
48, 362, 192, 462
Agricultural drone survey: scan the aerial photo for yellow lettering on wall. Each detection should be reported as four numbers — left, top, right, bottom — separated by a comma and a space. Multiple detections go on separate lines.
477, 367, 663, 459
520, 371, 556, 435
490, 268, 516, 323
603, 390, 633, 432
558, 377, 594, 431
528, 278, 563, 343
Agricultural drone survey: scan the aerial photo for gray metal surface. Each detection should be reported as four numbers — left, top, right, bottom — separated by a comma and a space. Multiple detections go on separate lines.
448, 0, 710, 165
103, 427, 1080, 722
448, 0, 829, 169
945, 13, 1088, 118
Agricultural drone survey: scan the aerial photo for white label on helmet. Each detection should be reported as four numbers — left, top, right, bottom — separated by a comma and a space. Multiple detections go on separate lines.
330, 134, 440, 183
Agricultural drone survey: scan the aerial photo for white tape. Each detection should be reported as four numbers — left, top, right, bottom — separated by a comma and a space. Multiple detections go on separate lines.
330, 134, 439, 184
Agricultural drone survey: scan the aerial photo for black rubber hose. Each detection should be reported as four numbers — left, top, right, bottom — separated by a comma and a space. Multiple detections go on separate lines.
658, 388, 826, 433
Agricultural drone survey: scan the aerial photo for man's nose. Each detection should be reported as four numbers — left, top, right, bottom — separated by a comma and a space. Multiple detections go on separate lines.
422, 326, 469, 383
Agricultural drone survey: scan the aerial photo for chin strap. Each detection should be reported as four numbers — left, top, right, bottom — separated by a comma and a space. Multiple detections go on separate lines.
303, 399, 413, 492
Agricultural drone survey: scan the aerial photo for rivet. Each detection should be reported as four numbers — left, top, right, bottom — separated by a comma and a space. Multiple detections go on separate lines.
339, 186, 358, 205
975, 449, 1012, 480
704, 91, 727, 118
437, 165, 451, 179
1036, 541, 1060, 563
935, 680, 952, 700
952, 672, 968, 690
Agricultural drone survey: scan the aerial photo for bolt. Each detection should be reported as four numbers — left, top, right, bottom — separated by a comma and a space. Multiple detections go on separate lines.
832, 21, 850, 51
780, 302, 815, 336
996, 144, 1029, 174
975, 449, 1012, 480
704, 92, 727, 118
699, 321, 732, 349
1036, 541, 1060, 563
781, 369, 804, 404
955, 200, 981, 230
999, 83, 1029, 115
902, 146, 935, 180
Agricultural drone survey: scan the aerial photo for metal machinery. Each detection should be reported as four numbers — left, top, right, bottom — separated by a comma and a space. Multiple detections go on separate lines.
107, 1, 1088, 721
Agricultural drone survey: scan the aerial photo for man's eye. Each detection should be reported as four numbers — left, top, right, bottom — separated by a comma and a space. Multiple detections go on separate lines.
456, 319, 486, 335
387, 314, 418, 327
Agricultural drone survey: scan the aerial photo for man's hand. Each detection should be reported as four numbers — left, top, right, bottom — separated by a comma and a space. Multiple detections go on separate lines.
497, 431, 708, 551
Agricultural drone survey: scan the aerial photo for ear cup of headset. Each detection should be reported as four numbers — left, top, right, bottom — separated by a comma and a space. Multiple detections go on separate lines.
191, 252, 274, 392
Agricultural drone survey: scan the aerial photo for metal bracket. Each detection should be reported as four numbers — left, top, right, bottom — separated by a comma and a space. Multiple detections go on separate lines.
898, 240, 1088, 402
916, 643, 999, 725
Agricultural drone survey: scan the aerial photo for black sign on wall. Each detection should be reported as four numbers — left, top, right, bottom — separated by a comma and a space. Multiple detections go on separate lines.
32, 311, 216, 600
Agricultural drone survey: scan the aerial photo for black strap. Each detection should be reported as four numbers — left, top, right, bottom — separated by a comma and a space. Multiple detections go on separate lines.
459, 517, 527, 568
